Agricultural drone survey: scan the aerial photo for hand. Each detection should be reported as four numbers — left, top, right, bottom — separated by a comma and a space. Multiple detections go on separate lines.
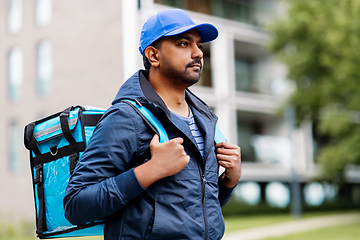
134, 135, 190, 188
216, 142, 241, 188
149, 134, 190, 178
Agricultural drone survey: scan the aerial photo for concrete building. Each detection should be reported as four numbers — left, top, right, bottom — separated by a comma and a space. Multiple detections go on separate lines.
1, 0, 357, 224
1, 0, 127, 221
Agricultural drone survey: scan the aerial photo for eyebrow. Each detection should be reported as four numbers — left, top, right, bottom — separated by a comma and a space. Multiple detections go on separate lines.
174, 34, 203, 44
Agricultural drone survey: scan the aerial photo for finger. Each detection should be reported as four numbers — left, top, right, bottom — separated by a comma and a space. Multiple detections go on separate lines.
216, 142, 239, 150
217, 153, 241, 165
216, 154, 235, 163
216, 148, 241, 158
216, 147, 238, 155
218, 160, 232, 169
215, 142, 225, 149
170, 137, 184, 145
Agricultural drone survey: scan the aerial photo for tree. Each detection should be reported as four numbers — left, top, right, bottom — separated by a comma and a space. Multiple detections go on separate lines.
268, 0, 360, 182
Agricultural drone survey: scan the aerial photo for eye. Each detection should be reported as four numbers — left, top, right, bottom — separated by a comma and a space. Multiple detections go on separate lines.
198, 44, 203, 51
179, 41, 188, 47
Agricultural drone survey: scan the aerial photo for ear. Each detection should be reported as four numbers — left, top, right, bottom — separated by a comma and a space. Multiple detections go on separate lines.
144, 46, 160, 68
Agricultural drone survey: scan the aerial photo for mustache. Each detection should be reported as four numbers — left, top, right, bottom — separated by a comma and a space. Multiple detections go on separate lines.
186, 59, 202, 69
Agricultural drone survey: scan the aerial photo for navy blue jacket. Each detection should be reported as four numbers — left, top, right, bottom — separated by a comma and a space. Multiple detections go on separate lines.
64, 70, 234, 239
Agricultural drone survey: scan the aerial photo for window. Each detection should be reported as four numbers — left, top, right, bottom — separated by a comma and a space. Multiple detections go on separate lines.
154, 0, 188, 9
36, 0, 52, 27
237, 110, 288, 164
154, 0, 255, 25
198, 43, 212, 87
235, 57, 254, 92
9, 120, 22, 173
7, 0, 23, 34
237, 111, 262, 162
234, 40, 263, 93
234, 40, 273, 94
37, 40, 53, 97
212, 0, 255, 24
8, 47, 23, 101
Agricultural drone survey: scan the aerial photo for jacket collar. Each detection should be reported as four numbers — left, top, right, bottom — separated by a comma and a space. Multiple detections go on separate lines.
138, 70, 171, 117
139, 70, 217, 122
113, 69, 217, 122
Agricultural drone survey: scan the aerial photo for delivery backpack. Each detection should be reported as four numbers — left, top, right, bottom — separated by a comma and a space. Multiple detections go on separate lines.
24, 100, 226, 239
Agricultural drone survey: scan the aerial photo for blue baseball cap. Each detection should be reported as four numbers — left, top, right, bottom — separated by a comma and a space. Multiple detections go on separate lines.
139, 9, 218, 54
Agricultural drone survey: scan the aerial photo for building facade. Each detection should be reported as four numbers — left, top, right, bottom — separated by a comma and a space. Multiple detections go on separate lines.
1, 0, 357, 223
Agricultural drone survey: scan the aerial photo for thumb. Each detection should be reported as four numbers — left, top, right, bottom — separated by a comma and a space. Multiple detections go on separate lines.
150, 134, 160, 145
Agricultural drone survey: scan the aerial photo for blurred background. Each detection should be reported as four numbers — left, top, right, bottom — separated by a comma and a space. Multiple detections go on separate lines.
1, 0, 360, 239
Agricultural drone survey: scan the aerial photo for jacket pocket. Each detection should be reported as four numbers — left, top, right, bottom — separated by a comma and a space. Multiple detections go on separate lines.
145, 205, 155, 238
148, 200, 190, 240
147, 179, 204, 240
119, 194, 155, 239
206, 182, 226, 240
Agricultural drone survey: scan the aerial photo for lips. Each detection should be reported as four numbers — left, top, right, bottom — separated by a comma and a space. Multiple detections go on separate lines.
187, 60, 202, 70
189, 64, 201, 69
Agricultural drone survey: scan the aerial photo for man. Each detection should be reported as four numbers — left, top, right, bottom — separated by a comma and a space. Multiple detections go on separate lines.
64, 9, 241, 240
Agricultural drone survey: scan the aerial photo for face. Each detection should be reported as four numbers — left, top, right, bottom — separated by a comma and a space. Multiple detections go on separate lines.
157, 29, 204, 87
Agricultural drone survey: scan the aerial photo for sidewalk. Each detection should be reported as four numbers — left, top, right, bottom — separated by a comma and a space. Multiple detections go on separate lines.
222, 212, 360, 240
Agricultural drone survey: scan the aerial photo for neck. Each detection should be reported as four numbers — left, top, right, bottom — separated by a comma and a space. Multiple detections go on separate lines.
148, 69, 190, 117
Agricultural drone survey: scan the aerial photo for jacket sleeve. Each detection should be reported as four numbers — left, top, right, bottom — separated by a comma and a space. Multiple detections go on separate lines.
63, 104, 146, 225
218, 173, 236, 207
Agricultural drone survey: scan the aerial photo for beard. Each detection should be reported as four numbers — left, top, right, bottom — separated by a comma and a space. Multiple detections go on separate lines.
161, 58, 203, 87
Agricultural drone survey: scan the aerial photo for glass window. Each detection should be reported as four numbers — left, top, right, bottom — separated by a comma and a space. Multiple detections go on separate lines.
237, 111, 261, 162
37, 40, 53, 97
234, 40, 264, 93
235, 57, 254, 92
9, 120, 22, 173
154, 0, 255, 25
154, 0, 188, 9
8, 47, 23, 101
7, 0, 23, 34
237, 110, 288, 164
212, 0, 255, 23
36, 0, 52, 27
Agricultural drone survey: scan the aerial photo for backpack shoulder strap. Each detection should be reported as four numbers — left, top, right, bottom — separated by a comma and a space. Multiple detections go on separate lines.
214, 125, 227, 144
122, 99, 226, 144
121, 100, 169, 143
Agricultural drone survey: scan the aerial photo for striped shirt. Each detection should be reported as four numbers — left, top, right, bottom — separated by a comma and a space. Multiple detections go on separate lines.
173, 109, 205, 157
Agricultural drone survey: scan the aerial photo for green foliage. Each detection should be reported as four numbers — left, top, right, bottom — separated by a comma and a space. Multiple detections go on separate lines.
224, 214, 294, 232
222, 199, 359, 218
263, 222, 360, 240
224, 210, 360, 234
0, 220, 36, 240
267, 0, 360, 182
0, 218, 102, 240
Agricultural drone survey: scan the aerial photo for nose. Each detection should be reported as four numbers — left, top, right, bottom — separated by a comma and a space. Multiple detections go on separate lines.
192, 44, 203, 59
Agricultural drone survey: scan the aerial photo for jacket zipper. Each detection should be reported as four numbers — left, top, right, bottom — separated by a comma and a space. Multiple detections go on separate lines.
164, 107, 217, 240
198, 165, 208, 240
199, 124, 217, 240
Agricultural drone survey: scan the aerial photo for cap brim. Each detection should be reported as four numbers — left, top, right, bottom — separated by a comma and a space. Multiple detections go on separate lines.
164, 23, 218, 43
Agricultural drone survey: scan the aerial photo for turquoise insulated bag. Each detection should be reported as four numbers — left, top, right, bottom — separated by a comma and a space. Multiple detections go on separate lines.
24, 105, 106, 239
24, 100, 226, 239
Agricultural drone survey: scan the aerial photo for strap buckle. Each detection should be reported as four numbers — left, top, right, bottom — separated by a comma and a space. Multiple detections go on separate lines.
34, 166, 43, 185
69, 153, 79, 174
